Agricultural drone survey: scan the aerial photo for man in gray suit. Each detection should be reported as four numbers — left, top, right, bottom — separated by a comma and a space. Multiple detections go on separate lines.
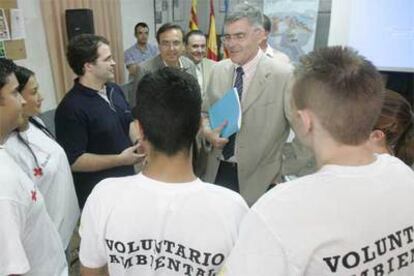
184, 30, 216, 98
132, 23, 197, 105
201, 3, 294, 205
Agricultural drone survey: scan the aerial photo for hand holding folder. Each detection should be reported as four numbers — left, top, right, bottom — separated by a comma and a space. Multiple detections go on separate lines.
208, 88, 242, 138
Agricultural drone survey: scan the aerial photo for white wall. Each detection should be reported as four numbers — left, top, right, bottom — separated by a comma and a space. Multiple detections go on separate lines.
16, 0, 57, 112
328, 0, 351, 47
121, 0, 157, 49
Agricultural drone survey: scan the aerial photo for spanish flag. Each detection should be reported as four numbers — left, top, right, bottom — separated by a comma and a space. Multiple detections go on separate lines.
207, 0, 218, 61
189, 0, 199, 31
220, 0, 229, 60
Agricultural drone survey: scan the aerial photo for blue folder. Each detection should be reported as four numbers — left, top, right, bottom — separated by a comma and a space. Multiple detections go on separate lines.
208, 88, 242, 138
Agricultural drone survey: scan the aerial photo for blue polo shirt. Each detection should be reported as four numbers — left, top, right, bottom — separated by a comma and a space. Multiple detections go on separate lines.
124, 43, 159, 66
55, 80, 135, 207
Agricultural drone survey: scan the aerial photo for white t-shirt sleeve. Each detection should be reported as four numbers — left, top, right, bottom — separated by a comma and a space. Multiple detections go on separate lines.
221, 209, 289, 276
79, 189, 107, 268
0, 200, 30, 275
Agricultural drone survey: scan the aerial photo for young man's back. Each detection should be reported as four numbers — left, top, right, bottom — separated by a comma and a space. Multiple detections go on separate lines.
80, 173, 247, 275
225, 154, 414, 275
79, 67, 248, 275
221, 46, 414, 276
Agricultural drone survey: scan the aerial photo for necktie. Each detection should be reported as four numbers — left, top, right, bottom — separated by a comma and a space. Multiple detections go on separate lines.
222, 66, 244, 160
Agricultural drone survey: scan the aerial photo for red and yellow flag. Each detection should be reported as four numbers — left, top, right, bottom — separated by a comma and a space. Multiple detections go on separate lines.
220, 42, 229, 60
189, 0, 199, 31
220, 0, 229, 60
207, 0, 218, 61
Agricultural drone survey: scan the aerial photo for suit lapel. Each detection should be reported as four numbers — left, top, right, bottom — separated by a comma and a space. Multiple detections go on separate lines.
202, 59, 210, 92
242, 56, 269, 114
155, 55, 166, 69
223, 61, 235, 96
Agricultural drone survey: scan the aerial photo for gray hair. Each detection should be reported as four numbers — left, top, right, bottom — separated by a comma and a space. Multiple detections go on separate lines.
225, 3, 264, 28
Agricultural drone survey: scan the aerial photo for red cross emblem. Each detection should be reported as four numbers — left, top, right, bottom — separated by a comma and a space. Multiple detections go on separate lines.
31, 190, 37, 202
33, 167, 43, 177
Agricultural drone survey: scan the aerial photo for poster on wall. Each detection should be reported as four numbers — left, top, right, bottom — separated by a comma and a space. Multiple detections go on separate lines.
154, 0, 173, 31
155, 0, 162, 24
0, 41, 6, 58
264, 0, 320, 62
10, 9, 25, 40
0, 9, 11, 41
173, 0, 184, 21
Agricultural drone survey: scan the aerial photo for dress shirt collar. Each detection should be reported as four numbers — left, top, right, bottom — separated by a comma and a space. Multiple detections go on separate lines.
232, 49, 263, 94
135, 43, 149, 53
233, 49, 263, 76
162, 57, 183, 69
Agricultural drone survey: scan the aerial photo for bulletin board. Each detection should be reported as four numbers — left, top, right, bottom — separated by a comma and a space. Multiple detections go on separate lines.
0, 0, 27, 60
153, 0, 173, 31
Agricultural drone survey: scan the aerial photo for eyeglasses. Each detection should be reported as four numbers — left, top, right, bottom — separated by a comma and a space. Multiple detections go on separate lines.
160, 40, 182, 49
221, 32, 247, 43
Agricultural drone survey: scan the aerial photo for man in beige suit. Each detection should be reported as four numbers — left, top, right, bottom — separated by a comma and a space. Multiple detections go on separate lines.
184, 30, 216, 98
202, 3, 293, 205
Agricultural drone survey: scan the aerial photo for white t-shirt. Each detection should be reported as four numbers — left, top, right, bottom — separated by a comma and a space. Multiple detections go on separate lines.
223, 154, 414, 276
5, 121, 80, 248
0, 148, 67, 276
79, 173, 248, 275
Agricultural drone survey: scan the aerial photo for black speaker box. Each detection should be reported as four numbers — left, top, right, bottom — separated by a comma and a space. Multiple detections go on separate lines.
65, 9, 95, 40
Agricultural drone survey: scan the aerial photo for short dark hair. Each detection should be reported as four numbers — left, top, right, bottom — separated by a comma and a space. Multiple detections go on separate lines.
293, 46, 385, 145
15, 66, 35, 93
134, 22, 149, 34
0, 58, 17, 90
156, 23, 184, 44
66, 34, 109, 76
133, 67, 201, 155
263, 14, 271, 32
184, 30, 205, 45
